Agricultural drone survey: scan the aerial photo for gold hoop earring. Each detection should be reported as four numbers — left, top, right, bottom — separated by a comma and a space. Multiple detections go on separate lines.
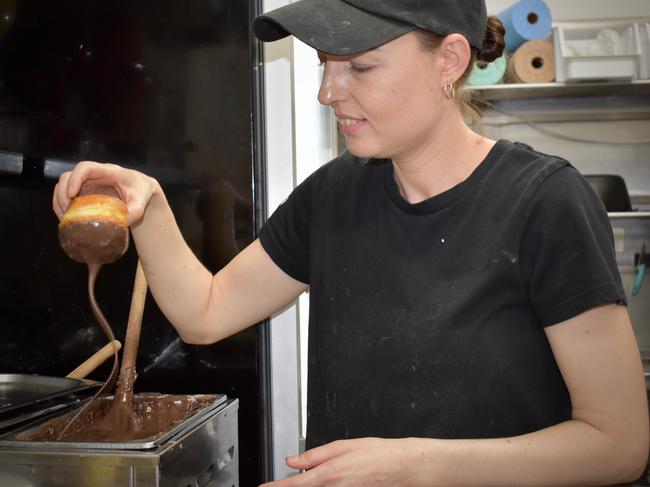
443, 81, 455, 99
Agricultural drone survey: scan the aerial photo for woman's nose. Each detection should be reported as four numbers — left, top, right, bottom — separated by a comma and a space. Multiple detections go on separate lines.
317, 63, 344, 107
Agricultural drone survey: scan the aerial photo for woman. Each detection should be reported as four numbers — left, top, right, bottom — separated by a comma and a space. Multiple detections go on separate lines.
54, 0, 648, 485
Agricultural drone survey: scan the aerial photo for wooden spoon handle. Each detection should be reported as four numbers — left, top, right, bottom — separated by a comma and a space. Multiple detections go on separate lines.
66, 340, 122, 380
114, 259, 148, 402
122, 260, 148, 366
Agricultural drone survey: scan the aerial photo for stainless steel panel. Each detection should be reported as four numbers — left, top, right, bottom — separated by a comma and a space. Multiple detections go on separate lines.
0, 396, 82, 432
468, 80, 650, 101
0, 374, 99, 414
159, 400, 238, 487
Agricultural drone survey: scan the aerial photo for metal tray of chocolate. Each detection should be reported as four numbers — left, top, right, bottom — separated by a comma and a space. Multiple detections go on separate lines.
0, 392, 227, 450
0, 395, 85, 433
0, 373, 100, 414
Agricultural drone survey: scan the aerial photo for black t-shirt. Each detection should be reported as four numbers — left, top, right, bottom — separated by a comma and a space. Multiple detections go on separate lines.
259, 140, 626, 448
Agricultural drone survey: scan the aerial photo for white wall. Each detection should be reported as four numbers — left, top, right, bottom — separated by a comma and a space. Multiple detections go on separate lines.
486, 0, 650, 20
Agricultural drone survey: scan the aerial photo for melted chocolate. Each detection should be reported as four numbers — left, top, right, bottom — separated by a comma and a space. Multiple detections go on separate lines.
56, 199, 131, 439
20, 394, 217, 442
59, 221, 129, 265
56, 263, 120, 439
55, 195, 178, 443
87, 262, 120, 395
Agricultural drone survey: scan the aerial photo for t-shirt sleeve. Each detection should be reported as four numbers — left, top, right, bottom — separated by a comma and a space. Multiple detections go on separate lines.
258, 173, 315, 284
519, 165, 627, 327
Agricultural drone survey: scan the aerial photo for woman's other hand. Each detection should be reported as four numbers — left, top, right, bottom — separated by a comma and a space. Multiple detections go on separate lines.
53, 161, 159, 225
260, 438, 424, 487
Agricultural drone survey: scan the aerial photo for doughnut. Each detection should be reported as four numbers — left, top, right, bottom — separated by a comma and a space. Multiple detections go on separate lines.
58, 194, 129, 264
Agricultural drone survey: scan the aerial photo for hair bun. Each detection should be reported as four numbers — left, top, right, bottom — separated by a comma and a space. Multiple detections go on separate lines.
476, 16, 506, 64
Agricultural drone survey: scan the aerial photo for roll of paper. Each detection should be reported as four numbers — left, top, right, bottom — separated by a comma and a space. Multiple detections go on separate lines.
511, 39, 555, 83
498, 0, 552, 52
467, 55, 508, 86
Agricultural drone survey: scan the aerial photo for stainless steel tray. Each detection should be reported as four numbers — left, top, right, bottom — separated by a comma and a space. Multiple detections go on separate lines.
0, 393, 227, 450
0, 395, 84, 432
0, 374, 100, 414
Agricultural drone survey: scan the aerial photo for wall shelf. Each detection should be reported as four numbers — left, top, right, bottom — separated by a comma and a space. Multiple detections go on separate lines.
466, 80, 650, 101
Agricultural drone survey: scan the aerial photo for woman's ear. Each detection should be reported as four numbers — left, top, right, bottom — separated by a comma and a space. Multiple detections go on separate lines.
439, 33, 472, 82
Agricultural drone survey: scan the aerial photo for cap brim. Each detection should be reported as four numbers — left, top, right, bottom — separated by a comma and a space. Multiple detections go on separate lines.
253, 0, 414, 56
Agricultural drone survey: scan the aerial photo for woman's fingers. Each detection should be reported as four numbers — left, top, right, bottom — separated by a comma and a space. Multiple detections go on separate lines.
286, 440, 354, 470
53, 161, 108, 219
126, 198, 147, 225
53, 161, 123, 214
66, 160, 115, 198
53, 171, 72, 220
53, 161, 156, 226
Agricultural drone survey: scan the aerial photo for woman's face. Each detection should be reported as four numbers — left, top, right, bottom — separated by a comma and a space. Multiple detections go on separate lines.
318, 32, 450, 160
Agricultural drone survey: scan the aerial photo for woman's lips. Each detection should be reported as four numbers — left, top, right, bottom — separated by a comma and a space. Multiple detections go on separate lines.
337, 117, 366, 135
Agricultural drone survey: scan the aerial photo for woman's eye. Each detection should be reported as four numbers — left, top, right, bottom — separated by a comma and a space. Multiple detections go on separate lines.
351, 64, 373, 73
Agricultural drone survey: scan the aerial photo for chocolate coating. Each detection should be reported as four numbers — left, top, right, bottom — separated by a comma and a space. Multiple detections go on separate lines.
59, 221, 129, 265
56, 193, 131, 439
20, 394, 218, 442
56, 263, 121, 440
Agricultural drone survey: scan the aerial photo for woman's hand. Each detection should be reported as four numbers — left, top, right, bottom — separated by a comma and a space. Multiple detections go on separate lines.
261, 438, 421, 487
53, 161, 159, 225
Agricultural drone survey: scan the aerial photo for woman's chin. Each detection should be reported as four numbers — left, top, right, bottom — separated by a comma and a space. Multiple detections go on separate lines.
344, 139, 385, 160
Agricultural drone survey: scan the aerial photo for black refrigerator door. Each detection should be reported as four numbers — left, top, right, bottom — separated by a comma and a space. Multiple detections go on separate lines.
0, 0, 271, 484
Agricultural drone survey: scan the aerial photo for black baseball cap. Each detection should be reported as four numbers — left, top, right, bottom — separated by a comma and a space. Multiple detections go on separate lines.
253, 0, 488, 56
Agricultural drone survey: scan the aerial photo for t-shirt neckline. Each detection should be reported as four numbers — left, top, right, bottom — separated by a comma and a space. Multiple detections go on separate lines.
381, 139, 509, 215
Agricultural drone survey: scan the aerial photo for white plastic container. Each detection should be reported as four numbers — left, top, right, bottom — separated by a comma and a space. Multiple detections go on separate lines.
553, 23, 642, 82
638, 22, 650, 79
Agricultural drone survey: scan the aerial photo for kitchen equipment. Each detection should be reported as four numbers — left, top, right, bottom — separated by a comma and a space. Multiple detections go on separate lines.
640, 22, 650, 79
3, 393, 227, 449
0, 341, 120, 433
0, 374, 99, 416
0, 394, 86, 433
584, 175, 633, 212
554, 21, 643, 82
0, 397, 239, 487
633, 242, 647, 295
0, 150, 22, 176
609, 213, 650, 393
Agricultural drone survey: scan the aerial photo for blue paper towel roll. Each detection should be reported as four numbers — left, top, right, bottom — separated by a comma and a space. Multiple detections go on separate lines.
467, 55, 508, 86
498, 0, 552, 52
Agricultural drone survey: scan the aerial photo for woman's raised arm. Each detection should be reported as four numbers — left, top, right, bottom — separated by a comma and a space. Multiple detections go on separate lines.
54, 161, 308, 344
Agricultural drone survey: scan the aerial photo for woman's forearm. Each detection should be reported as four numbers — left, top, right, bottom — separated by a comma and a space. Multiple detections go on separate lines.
406, 419, 647, 486
129, 180, 307, 344
129, 181, 216, 342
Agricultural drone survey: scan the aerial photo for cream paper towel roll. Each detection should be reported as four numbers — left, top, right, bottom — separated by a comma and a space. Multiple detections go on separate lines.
511, 39, 555, 83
